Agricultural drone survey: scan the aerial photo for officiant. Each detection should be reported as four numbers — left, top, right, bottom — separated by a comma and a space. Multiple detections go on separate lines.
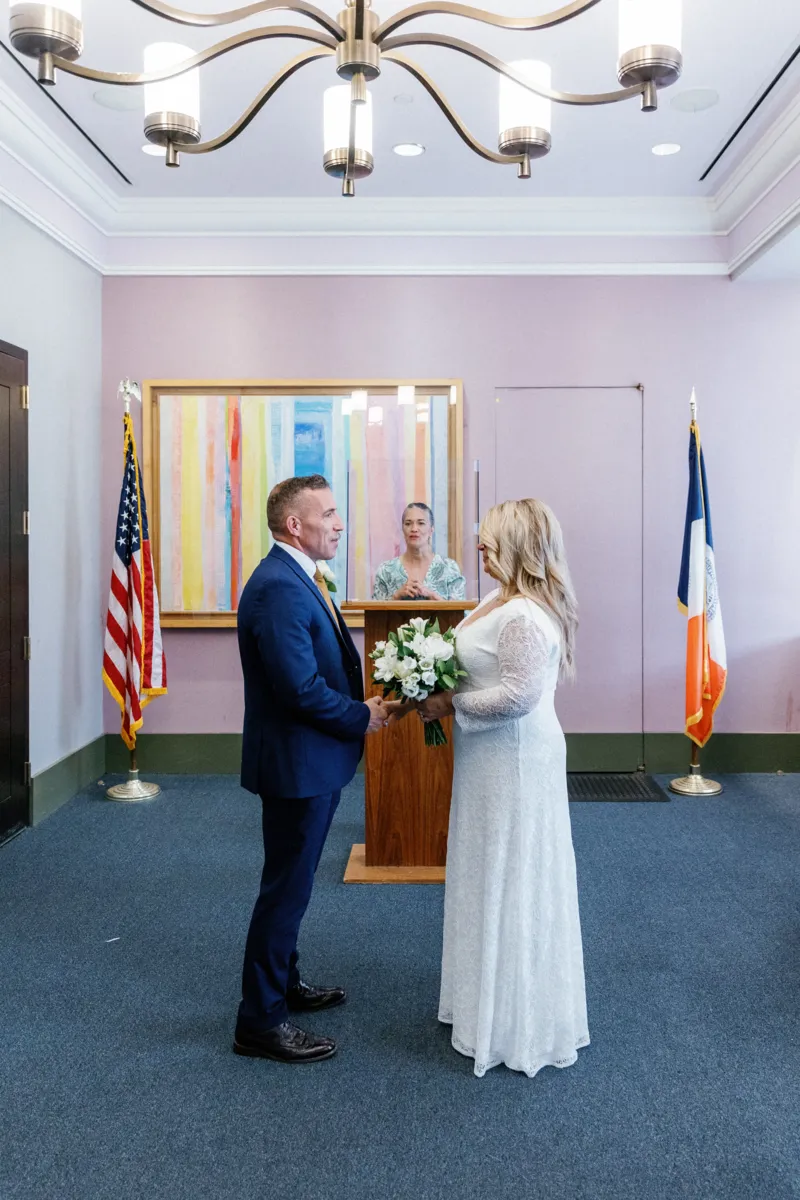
372, 502, 466, 601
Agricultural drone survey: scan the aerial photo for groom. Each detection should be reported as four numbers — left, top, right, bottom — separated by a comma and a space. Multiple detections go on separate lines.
234, 474, 387, 1063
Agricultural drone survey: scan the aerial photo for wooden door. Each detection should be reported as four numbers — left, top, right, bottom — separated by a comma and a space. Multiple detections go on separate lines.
0, 341, 29, 842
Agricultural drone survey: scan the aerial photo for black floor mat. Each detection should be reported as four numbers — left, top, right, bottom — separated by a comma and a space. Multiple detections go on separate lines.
568, 773, 669, 802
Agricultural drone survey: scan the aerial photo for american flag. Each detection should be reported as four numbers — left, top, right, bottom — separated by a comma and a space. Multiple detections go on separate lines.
102, 413, 167, 749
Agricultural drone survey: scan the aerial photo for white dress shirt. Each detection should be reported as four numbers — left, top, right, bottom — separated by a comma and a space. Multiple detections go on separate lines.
276, 540, 317, 580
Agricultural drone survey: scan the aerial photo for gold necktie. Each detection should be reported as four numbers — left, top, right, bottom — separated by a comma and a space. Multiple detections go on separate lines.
314, 568, 339, 622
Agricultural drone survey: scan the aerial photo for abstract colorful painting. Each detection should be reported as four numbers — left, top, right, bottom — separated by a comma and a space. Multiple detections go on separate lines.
150, 387, 459, 621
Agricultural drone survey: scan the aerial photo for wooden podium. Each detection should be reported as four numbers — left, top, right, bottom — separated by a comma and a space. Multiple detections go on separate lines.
341, 601, 475, 884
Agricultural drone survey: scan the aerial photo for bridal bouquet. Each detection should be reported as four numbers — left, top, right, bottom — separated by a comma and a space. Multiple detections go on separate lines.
370, 617, 466, 747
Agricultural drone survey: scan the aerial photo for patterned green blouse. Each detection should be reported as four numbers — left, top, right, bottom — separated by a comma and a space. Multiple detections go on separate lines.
372, 554, 467, 601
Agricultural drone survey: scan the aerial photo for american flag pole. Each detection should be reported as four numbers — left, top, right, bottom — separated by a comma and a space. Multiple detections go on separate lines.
104, 379, 165, 802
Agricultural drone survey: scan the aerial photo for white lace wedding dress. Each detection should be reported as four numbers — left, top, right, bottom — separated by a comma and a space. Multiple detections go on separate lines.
439, 589, 590, 1078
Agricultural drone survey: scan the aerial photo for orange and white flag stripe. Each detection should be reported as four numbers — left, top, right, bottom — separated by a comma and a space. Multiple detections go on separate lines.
677, 420, 726, 748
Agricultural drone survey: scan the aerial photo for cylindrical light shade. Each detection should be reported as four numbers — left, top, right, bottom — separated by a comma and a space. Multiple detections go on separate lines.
323, 85, 374, 180
143, 43, 200, 124
499, 60, 552, 138
618, 0, 682, 55
324, 85, 373, 157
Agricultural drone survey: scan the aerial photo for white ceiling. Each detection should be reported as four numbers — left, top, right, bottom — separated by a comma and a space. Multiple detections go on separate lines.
2, 0, 800, 199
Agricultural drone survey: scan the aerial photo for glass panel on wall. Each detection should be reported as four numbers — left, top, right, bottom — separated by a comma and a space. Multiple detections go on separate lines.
344, 391, 459, 602
146, 381, 465, 624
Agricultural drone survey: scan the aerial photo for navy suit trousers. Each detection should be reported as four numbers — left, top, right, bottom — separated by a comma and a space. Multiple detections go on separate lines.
238, 789, 341, 1031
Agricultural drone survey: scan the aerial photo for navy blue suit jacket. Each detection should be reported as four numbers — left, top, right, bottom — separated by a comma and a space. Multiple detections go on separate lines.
238, 544, 369, 799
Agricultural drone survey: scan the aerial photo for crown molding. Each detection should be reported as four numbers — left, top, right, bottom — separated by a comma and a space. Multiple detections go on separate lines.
0, 62, 798, 278
729, 191, 800, 279
0, 172, 105, 272
102, 261, 729, 277
0, 74, 119, 228
713, 84, 800, 235
104, 195, 720, 238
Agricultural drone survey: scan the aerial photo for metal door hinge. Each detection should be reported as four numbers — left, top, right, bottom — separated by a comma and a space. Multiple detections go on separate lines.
20, 385, 29, 410
23, 761, 31, 787
22, 511, 29, 536
23, 636, 31, 661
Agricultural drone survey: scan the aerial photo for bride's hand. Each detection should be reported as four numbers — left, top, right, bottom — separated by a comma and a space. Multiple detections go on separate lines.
418, 691, 455, 721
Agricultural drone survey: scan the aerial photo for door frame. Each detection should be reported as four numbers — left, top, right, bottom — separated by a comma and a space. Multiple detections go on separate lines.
0, 339, 30, 836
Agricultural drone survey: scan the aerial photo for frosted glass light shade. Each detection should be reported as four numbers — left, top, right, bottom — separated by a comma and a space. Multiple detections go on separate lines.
618, 0, 682, 54
323, 85, 373, 156
143, 43, 200, 122
499, 60, 552, 137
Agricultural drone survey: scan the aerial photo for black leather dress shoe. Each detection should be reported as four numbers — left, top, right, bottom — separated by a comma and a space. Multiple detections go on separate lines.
287, 981, 347, 1013
233, 1020, 336, 1063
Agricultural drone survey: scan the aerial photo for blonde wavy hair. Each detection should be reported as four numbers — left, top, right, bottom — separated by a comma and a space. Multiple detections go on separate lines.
479, 498, 578, 678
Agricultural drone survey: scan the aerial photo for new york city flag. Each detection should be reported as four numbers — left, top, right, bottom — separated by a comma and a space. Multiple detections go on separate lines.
677, 420, 726, 747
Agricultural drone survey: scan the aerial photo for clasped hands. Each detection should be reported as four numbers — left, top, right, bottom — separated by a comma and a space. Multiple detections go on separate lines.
393, 582, 443, 602
382, 692, 455, 726
366, 691, 455, 734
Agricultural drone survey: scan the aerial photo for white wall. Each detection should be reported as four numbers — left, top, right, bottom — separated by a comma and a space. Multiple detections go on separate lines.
0, 203, 103, 775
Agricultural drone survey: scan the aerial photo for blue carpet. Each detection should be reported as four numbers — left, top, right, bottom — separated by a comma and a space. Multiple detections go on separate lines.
0, 773, 798, 1200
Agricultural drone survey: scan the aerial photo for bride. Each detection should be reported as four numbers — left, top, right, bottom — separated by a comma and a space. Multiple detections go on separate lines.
396, 498, 589, 1078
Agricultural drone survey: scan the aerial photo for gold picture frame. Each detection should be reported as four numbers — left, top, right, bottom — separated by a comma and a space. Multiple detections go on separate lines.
142, 379, 464, 629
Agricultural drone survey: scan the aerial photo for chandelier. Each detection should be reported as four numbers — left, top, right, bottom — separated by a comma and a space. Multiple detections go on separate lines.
8, 0, 683, 194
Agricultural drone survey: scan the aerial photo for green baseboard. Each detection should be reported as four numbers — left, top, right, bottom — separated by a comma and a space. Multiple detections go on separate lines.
31, 737, 106, 824
100, 732, 800, 777
104, 733, 243, 775
641, 733, 800, 775
566, 734, 643, 772
21, 731, 800, 827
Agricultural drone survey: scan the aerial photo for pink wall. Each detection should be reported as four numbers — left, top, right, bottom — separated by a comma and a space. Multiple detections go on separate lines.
102, 275, 800, 736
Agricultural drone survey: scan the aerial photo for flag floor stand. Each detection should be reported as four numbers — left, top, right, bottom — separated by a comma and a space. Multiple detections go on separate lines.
669, 745, 722, 796
106, 750, 161, 802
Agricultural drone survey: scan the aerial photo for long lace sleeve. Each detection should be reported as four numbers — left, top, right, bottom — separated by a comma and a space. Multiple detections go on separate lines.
452, 614, 550, 734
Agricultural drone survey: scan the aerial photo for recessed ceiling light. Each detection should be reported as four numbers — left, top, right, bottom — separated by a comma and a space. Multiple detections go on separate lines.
142, 143, 166, 156
93, 86, 140, 112
652, 142, 681, 156
393, 93, 414, 105
393, 142, 425, 157
670, 88, 720, 113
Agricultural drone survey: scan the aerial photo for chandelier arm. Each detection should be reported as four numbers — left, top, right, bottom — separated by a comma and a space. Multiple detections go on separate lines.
128, 0, 345, 39
43, 26, 338, 86
381, 34, 646, 104
382, 51, 524, 166
375, 0, 602, 42
177, 48, 333, 154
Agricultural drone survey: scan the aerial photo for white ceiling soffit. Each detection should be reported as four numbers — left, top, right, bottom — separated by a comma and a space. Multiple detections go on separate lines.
0, 0, 799, 276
